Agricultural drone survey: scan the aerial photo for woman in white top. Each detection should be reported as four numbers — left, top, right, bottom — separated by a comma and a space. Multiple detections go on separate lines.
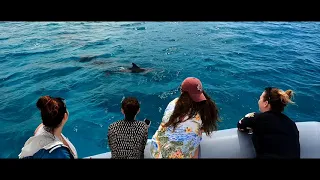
19, 96, 77, 159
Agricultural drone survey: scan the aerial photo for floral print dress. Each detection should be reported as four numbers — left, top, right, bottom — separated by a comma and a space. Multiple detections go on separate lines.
150, 98, 202, 158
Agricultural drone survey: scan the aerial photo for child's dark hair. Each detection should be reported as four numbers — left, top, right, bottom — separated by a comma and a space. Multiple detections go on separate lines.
121, 97, 140, 121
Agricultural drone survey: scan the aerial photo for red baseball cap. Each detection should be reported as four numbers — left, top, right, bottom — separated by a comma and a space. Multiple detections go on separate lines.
181, 77, 206, 102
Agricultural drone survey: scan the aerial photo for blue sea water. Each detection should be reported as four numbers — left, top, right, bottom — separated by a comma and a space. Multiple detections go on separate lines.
0, 22, 319, 158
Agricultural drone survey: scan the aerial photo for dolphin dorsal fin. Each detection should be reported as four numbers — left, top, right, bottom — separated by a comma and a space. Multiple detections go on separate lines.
132, 63, 140, 69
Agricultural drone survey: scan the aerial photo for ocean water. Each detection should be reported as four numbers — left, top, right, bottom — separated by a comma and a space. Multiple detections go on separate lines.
0, 22, 319, 158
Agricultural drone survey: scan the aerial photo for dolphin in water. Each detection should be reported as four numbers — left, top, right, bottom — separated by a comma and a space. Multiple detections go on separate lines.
120, 63, 151, 73
104, 63, 152, 76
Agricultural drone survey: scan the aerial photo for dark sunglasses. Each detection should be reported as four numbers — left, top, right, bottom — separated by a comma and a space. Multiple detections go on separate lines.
55, 97, 66, 107
52, 97, 67, 115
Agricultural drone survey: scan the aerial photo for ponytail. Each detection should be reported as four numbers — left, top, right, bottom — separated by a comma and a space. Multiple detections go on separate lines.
279, 89, 295, 105
265, 87, 295, 112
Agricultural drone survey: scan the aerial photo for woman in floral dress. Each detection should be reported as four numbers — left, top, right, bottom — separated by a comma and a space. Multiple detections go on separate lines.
150, 77, 220, 158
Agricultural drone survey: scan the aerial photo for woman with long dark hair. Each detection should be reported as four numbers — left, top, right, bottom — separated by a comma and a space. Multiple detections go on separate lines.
150, 77, 220, 158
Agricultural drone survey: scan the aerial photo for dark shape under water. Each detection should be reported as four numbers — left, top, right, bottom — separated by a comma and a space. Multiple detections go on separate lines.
78, 53, 112, 63
79, 56, 96, 63
136, 27, 146, 30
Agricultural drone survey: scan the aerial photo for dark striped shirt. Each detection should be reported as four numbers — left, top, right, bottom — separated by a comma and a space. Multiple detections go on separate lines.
107, 120, 148, 159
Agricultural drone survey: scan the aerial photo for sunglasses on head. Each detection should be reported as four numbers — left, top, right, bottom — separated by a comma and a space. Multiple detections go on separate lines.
51, 97, 67, 115
55, 97, 66, 107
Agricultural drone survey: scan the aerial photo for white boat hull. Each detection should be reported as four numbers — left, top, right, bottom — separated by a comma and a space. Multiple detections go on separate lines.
86, 121, 320, 158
